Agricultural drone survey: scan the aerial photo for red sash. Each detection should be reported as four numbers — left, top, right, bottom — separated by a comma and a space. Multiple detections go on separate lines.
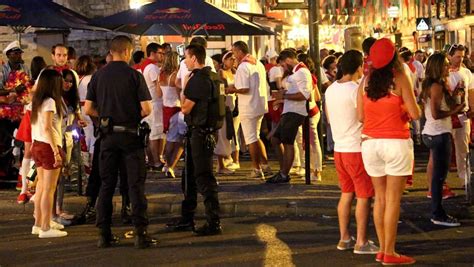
294, 63, 319, 117
139, 58, 157, 73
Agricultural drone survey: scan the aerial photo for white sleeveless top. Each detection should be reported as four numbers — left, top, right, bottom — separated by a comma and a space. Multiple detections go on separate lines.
161, 72, 180, 108
422, 96, 452, 135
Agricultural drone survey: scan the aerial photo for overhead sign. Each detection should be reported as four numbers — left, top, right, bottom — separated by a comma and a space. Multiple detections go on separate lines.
416, 18, 432, 31
388, 6, 400, 18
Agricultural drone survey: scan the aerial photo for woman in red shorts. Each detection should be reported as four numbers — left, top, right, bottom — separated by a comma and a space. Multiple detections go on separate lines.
30, 69, 67, 238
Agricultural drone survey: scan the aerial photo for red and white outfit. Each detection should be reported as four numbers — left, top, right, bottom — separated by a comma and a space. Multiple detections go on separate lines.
448, 66, 474, 181
31, 98, 65, 170
361, 91, 413, 177
235, 54, 268, 144
326, 80, 373, 198
140, 58, 164, 141
161, 73, 185, 142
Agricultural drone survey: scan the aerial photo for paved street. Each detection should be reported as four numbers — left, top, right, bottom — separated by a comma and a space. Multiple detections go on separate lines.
1, 156, 474, 266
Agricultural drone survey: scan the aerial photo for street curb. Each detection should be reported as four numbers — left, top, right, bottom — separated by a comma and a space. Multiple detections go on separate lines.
1, 196, 340, 217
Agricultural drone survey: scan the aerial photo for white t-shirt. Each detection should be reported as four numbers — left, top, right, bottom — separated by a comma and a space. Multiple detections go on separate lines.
282, 64, 312, 116
413, 60, 425, 80
448, 66, 473, 112
78, 75, 92, 122
235, 60, 268, 117
325, 80, 362, 152
268, 65, 283, 83
32, 98, 63, 147
177, 56, 215, 89
143, 63, 160, 102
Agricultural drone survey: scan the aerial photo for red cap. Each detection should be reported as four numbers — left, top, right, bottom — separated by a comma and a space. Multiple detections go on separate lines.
369, 38, 396, 69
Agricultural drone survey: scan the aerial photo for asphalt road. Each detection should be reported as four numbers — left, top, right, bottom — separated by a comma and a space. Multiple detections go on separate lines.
1, 207, 473, 267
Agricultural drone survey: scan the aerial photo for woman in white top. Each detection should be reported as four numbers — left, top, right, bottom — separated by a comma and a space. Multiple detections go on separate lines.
157, 52, 184, 178
421, 52, 464, 227
215, 51, 240, 174
76, 55, 97, 155
30, 69, 67, 238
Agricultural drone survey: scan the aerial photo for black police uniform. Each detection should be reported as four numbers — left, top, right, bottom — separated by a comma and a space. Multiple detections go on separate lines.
86, 61, 151, 241
181, 66, 221, 233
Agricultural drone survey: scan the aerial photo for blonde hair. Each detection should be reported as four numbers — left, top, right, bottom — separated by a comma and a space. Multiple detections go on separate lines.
161, 51, 179, 76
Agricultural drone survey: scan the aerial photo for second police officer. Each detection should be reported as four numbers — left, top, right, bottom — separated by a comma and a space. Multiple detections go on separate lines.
169, 44, 222, 235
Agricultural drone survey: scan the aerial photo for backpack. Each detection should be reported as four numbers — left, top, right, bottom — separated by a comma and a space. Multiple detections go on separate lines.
205, 72, 226, 131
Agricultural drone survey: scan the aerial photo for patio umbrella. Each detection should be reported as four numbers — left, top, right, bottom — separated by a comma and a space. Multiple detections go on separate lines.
93, 0, 273, 36
0, 0, 103, 42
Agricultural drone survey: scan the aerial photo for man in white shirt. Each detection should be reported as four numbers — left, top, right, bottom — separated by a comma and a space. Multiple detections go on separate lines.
141, 43, 166, 169
229, 41, 270, 179
175, 37, 215, 90
413, 50, 425, 95
325, 50, 377, 254
266, 50, 311, 184
448, 44, 474, 186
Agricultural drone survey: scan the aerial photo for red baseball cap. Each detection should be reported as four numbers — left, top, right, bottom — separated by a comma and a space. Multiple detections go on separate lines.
369, 38, 396, 69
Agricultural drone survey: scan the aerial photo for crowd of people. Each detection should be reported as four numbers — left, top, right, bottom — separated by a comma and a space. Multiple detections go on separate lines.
0, 34, 472, 264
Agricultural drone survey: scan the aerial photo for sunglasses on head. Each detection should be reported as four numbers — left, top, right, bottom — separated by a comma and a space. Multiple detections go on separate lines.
449, 44, 464, 55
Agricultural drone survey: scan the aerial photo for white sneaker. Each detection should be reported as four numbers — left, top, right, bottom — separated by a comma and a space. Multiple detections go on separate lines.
50, 220, 65, 230
226, 162, 240, 170
248, 169, 265, 180
39, 228, 68, 238
31, 226, 40, 235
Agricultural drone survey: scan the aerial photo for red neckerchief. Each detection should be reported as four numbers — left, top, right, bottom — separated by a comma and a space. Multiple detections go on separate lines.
407, 58, 416, 73
139, 58, 157, 73
240, 54, 256, 65
294, 62, 317, 85
53, 65, 69, 74
293, 62, 319, 117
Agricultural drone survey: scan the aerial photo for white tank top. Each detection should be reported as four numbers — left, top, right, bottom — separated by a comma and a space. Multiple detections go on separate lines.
422, 96, 452, 135
161, 72, 180, 108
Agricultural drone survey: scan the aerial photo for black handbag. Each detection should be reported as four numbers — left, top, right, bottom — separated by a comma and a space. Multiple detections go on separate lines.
225, 107, 234, 140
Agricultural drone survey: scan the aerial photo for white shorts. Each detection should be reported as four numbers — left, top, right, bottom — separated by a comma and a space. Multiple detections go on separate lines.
361, 138, 414, 177
166, 112, 186, 142
240, 115, 264, 144
144, 100, 165, 141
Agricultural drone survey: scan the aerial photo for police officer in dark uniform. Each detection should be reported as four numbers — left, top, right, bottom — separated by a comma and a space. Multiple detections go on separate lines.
168, 44, 222, 235
84, 35, 156, 248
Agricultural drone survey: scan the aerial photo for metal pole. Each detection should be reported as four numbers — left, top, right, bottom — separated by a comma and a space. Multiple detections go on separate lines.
307, 0, 320, 185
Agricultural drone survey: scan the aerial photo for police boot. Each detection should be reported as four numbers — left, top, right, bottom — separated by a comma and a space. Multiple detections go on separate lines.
193, 221, 222, 236
76, 197, 96, 225
97, 228, 120, 248
134, 228, 158, 249
165, 217, 195, 231
121, 195, 132, 225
